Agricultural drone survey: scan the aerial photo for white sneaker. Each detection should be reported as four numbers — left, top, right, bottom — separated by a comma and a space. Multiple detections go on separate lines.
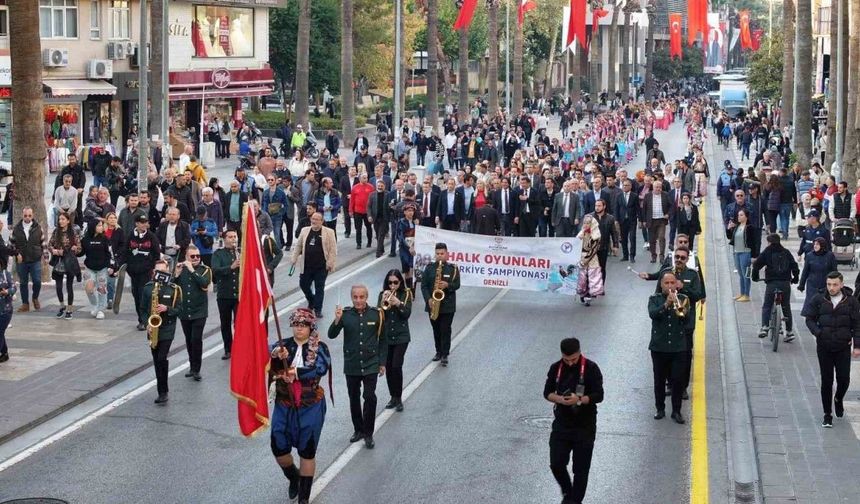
90, 308, 98, 317
96, 311, 105, 320
644, 243, 650, 250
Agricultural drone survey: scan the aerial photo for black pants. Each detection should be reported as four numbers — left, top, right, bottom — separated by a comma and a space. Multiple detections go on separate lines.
151, 338, 173, 394
282, 217, 295, 248
217, 298, 238, 354
130, 271, 150, 324
346, 373, 378, 436
386, 342, 409, 399
651, 350, 685, 414
181, 317, 206, 373
597, 248, 609, 283
299, 268, 327, 313
620, 220, 637, 259
389, 220, 398, 255
343, 205, 352, 236
354, 214, 372, 246
518, 214, 537, 237
817, 346, 852, 415
440, 214, 458, 231
549, 432, 595, 502
430, 312, 454, 356
373, 219, 389, 256
500, 214, 514, 236
54, 272, 75, 306
556, 217, 575, 238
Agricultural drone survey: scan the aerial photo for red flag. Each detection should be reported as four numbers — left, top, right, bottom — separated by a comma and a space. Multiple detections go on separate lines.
669, 13, 683, 60
687, 0, 708, 47
567, 0, 588, 50
589, 8, 609, 50
739, 10, 753, 50
453, 0, 479, 30
229, 204, 274, 437
518, 0, 536, 26
751, 28, 764, 51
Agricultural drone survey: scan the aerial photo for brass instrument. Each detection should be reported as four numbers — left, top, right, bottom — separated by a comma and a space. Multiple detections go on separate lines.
670, 289, 690, 318
429, 262, 445, 321
147, 283, 162, 348
381, 290, 395, 310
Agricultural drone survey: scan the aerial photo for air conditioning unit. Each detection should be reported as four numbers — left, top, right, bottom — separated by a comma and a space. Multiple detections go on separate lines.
87, 59, 113, 79
107, 42, 126, 60
130, 45, 139, 68
125, 42, 135, 56
42, 48, 70, 68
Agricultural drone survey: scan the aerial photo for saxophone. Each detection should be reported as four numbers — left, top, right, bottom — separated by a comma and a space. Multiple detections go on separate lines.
147, 283, 162, 349
429, 261, 446, 321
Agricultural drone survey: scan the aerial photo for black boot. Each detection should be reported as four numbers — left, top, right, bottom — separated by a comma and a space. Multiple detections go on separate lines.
298, 475, 314, 504
281, 464, 300, 500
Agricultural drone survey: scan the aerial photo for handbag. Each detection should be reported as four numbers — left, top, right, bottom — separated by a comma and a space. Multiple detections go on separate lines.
267, 202, 284, 215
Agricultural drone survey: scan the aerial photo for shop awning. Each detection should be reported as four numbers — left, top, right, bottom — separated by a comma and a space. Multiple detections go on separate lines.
168, 85, 274, 101
44, 79, 117, 97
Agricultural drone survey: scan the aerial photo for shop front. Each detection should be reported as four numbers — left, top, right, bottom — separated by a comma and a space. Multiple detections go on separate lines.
0, 48, 10, 172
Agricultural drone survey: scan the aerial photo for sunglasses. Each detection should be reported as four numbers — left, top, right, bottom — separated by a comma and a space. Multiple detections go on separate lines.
267, 179, 275, 182
188, 254, 201, 259
675, 255, 688, 260
388, 280, 400, 285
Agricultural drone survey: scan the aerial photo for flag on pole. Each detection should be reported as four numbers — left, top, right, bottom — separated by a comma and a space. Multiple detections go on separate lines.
751, 28, 764, 51
739, 10, 753, 50
669, 13, 683, 60
453, 0, 480, 30
566, 0, 588, 50
687, 0, 709, 47
229, 204, 274, 437
561, 6, 578, 54
518, 0, 536, 26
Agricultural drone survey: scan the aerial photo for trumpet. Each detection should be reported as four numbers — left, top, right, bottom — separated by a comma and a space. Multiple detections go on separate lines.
381, 290, 395, 310
670, 289, 690, 318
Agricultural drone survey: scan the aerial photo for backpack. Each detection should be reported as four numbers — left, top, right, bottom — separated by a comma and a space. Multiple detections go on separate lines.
767, 248, 792, 278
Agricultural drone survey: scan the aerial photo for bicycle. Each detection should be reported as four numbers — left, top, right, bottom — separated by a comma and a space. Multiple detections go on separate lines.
767, 288, 784, 352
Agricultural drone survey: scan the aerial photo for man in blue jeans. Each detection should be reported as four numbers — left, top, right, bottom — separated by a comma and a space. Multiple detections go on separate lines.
752, 233, 800, 342
10, 207, 44, 312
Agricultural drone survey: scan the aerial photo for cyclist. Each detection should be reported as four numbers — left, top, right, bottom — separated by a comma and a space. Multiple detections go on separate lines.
752, 233, 800, 342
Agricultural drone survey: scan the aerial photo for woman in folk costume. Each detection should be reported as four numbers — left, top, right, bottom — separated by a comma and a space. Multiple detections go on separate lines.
269, 308, 332, 504
576, 214, 604, 306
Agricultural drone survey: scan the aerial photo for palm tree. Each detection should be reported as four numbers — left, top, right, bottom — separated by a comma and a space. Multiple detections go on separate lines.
825, 0, 838, 165
425, 0, 440, 131
8, 2, 48, 227
513, 18, 523, 114
295, 0, 311, 127
843, 0, 860, 185
793, 0, 813, 168
643, 0, 656, 100
590, 25, 600, 94
606, 1, 620, 94
151, 0, 166, 140
543, 23, 559, 99
459, 27, 470, 122
341, 0, 356, 146
487, 0, 500, 114
780, 0, 794, 129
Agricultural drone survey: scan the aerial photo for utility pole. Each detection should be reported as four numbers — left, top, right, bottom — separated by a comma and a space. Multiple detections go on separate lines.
834, 0, 846, 180
505, 0, 511, 113
394, 0, 402, 135
160, 0, 168, 139
138, 0, 149, 193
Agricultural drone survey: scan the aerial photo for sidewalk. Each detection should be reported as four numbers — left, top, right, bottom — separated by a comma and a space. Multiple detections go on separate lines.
711, 139, 860, 503
0, 224, 377, 445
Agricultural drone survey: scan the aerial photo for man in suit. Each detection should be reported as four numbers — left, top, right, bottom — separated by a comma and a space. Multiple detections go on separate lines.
603, 174, 623, 216
667, 177, 685, 250
513, 176, 539, 237
538, 178, 558, 237
493, 177, 516, 236
552, 180, 582, 238
643, 180, 672, 263
367, 180, 393, 258
435, 178, 465, 231
369, 165, 392, 192
616, 179, 639, 262
291, 212, 338, 318
417, 180, 438, 227
472, 199, 501, 235
582, 176, 609, 215
455, 174, 477, 232
156, 207, 192, 263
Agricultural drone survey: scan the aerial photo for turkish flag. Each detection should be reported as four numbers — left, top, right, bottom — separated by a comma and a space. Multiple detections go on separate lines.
229, 204, 274, 437
751, 28, 764, 51
669, 13, 683, 60
518, 0, 536, 26
590, 8, 609, 51
687, 0, 709, 47
567, 0, 588, 50
739, 10, 753, 50
453, 0, 479, 30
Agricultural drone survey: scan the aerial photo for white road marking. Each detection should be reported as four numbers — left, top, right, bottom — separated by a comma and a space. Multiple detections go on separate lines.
0, 255, 387, 473
309, 288, 509, 501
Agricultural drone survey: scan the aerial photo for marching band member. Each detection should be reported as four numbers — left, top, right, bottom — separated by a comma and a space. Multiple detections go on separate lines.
270, 308, 332, 504
396, 202, 418, 290
176, 245, 212, 381
378, 269, 412, 412
141, 260, 182, 404
212, 229, 240, 360
420, 242, 460, 366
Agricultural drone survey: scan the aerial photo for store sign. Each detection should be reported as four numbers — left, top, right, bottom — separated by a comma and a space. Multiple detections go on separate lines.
0, 56, 10, 87
168, 21, 190, 38
211, 68, 231, 89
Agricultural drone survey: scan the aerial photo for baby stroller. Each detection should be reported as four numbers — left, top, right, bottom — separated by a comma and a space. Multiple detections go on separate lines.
831, 218, 857, 268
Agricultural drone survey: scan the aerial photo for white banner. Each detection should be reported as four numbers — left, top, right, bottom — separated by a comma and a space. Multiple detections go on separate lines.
414, 227, 583, 296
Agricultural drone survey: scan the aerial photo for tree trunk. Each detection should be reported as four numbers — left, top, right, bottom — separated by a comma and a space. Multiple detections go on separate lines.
607, 4, 620, 94
621, 12, 630, 96
459, 28, 470, 122
150, 0, 165, 141
487, 1, 500, 115
399, 8, 407, 116
435, 30, 453, 108
780, 0, 795, 129
543, 23, 559, 99
842, 0, 860, 185
427, 0, 440, 130
295, 0, 311, 127
644, 16, 656, 100
571, 48, 581, 98
794, 0, 813, 168
590, 25, 600, 94
8, 1, 47, 230
341, 0, 356, 146
513, 22, 524, 114
826, 0, 838, 165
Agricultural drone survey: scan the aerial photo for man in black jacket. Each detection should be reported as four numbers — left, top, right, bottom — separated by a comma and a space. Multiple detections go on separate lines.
157, 207, 192, 263
544, 337, 604, 504
10, 207, 44, 312
805, 271, 860, 427
752, 233, 800, 341
90, 146, 112, 188
126, 214, 161, 331
513, 176, 540, 237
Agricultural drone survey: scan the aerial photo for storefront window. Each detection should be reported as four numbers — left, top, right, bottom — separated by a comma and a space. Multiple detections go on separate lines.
191, 6, 253, 58
83, 101, 112, 144
44, 103, 80, 145
0, 100, 11, 164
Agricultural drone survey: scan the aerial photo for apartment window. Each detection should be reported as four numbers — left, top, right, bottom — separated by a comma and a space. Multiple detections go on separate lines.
0, 9, 8, 38
109, 1, 130, 40
39, 0, 79, 39
90, 0, 100, 39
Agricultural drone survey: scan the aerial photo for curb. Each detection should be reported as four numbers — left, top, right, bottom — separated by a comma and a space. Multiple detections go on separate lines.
707, 138, 762, 503
0, 246, 377, 447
